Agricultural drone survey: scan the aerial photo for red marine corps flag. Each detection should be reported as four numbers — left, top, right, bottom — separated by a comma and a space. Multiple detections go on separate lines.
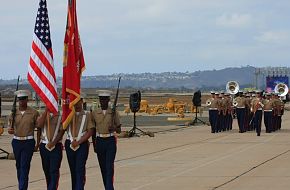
62, 0, 86, 129
28, 0, 58, 114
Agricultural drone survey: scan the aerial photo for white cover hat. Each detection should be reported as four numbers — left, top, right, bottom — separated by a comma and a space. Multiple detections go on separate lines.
97, 90, 112, 97
14, 90, 31, 98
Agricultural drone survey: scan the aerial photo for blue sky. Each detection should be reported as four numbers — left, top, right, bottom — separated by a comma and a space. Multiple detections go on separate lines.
1, 0, 290, 79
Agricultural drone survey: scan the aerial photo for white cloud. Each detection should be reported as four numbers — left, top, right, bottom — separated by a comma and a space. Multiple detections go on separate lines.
255, 31, 290, 44
216, 13, 252, 28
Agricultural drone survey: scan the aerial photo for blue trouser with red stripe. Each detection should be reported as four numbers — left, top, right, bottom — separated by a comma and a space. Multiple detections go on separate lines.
65, 140, 89, 190
236, 108, 245, 132
12, 139, 35, 190
40, 143, 63, 190
264, 111, 273, 132
254, 110, 263, 135
95, 136, 116, 190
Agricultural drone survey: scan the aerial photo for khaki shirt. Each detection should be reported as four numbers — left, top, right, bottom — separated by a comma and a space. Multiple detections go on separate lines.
9, 106, 39, 137
251, 97, 263, 112
209, 98, 219, 109
219, 98, 227, 112
91, 108, 121, 134
272, 98, 284, 115
66, 110, 94, 139
40, 113, 62, 142
225, 98, 233, 111
234, 97, 246, 108
244, 97, 252, 109
262, 99, 273, 111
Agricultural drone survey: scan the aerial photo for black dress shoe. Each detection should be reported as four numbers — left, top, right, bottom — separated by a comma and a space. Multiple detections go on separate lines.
257, 133, 260, 136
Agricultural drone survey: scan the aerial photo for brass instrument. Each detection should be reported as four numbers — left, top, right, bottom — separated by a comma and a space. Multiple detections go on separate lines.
233, 100, 238, 107
226, 81, 239, 95
206, 99, 212, 106
274, 83, 289, 97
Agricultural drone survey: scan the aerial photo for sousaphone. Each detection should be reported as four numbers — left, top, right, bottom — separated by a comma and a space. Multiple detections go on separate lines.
226, 81, 239, 95
274, 83, 289, 97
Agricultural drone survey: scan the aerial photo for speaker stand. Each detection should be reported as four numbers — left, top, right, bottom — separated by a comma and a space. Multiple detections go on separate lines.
0, 148, 9, 159
191, 106, 207, 126
128, 112, 148, 137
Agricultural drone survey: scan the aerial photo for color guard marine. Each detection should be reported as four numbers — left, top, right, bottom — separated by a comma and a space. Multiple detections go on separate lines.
91, 90, 122, 190
58, 94, 94, 190
7, 90, 39, 190
37, 108, 63, 190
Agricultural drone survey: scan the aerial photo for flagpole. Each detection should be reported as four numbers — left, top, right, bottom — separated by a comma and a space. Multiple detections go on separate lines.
47, 112, 50, 142
73, 114, 76, 141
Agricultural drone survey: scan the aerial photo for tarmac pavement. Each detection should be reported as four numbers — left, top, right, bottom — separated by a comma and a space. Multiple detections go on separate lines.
1, 110, 290, 190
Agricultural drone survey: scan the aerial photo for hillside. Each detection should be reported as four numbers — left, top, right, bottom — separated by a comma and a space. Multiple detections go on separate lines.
0, 66, 260, 91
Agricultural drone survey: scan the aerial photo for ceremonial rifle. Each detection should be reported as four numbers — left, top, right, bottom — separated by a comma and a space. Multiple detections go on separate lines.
110, 77, 121, 133
11, 75, 20, 129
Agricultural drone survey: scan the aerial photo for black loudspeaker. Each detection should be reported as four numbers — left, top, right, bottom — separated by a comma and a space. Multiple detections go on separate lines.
129, 91, 141, 113
192, 90, 201, 107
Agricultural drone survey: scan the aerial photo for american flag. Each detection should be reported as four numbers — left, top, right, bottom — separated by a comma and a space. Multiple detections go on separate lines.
28, 0, 58, 114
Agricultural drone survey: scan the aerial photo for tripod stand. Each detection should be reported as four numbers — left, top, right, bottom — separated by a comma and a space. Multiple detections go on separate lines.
128, 112, 147, 137
191, 106, 207, 125
128, 112, 155, 137
0, 148, 10, 159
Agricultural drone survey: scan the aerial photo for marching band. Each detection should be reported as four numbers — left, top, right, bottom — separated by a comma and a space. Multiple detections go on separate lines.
206, 82, 287, 136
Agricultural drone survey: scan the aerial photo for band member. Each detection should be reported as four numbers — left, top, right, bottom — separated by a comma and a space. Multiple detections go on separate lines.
251, 91, 264, 136
91, 90, 122, 190
273, 93, 284, 130
37, 108, 63, 190
59, 94, 94, 190
219, 93, 227, 131
206, 91, 215, 131
233, 91, 246, 133
206, 91, 215, 133
224, 93, 233, 130
244, 93, 252, 131
7, 90, 39, 190
263, 93, 274, 133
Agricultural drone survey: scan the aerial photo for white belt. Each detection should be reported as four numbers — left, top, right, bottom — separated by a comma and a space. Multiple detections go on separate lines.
66, 132, 86, 140
237, 107, 245, 109
41, 140, 49, 144
97, 133, 114, 138
257, 108, 263, 110
264, 110, 272, 112
13, 136, 34, 140
209, 108, 218, 110
41, 139, 62, 144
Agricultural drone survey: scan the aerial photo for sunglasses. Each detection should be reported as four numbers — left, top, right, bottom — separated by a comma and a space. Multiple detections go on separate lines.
18, 97, 28, 101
